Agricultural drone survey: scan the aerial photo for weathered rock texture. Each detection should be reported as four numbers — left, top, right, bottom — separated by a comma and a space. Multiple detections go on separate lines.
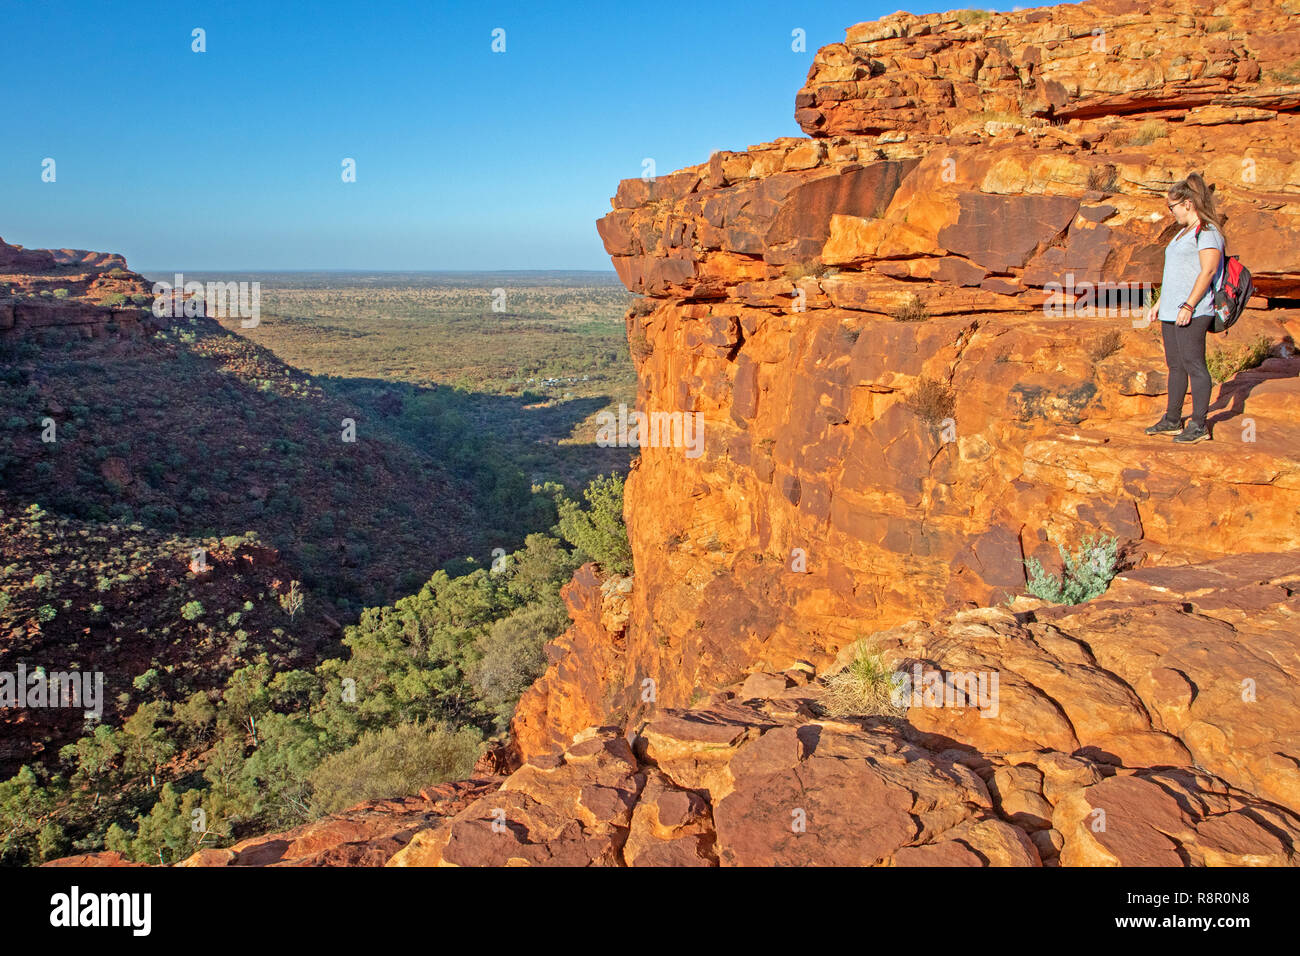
202, 551, 1298, 867
515, 0, 1300, 761
0, 236, 161, 341
50, 0, 1300, 868
181, 779, 501, 867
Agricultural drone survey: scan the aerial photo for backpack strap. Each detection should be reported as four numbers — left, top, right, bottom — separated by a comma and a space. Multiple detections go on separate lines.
1194, 221, 1226, 290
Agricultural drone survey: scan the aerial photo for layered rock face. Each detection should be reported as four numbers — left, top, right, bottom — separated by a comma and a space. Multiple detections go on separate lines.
164, 551, 1299, 866
405, 571, 1300, 868
44, 0, 1300, 868
516, 0, 1300, 758
0, 236, 159, 341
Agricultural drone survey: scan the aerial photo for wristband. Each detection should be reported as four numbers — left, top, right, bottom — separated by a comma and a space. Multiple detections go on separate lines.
1179, 303, 1193, 311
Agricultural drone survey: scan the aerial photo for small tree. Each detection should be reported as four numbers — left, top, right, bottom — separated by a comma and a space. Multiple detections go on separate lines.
278, 580, 304, 619
555, 474, 633, 576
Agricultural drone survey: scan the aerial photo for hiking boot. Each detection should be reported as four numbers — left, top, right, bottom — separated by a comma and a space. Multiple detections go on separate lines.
1173, 422, 1211, 444
1145, 417, 1183, 435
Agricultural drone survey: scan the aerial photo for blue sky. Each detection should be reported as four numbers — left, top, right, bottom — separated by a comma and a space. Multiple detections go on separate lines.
2, 1, 1049, 270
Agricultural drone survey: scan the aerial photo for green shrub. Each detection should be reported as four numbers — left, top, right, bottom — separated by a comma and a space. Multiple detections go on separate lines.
0, 766, 60, 865
1024, 533, 1119, 604
106, 783, 216, 865
308, 721, 483, 815
556, 473, 632, 576
823, 642, 906, 717
37, 821, 67, 861
181, 600, 205, 621
471, 601, 570, 722
101, 293, 128, 307
52, 288, 70, 300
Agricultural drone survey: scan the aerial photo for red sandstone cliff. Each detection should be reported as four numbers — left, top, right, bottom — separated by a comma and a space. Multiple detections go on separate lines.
513, 0, 1300, 761
157, 550, 1300, 867
0, 236, 159, 340
51, 0, 1300, 868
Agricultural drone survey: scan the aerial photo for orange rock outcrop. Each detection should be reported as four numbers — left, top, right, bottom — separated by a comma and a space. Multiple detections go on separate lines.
103, 551, 1298, 867
48, 0, 1300, 868
0, 236, 161, 341
514, 0, 1300, 760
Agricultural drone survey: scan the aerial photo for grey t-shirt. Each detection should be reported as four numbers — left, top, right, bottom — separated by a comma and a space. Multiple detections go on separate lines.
1158, 222, 1225, 323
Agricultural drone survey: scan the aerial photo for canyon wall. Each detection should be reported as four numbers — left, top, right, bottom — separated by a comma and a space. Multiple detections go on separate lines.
0, 236, 160, 341
513, 0, 1300, 759
45, 0, 1300, 868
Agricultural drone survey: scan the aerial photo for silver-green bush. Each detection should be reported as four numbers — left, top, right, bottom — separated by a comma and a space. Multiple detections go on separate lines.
1024, 533, 1119, 605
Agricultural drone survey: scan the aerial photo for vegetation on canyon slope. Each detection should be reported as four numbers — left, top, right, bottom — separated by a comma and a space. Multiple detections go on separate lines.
0, 275, 636, 865
0, 474, 629, 865
1, 288, 631, 616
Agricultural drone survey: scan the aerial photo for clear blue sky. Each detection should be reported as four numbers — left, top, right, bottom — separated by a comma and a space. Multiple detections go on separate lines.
1, 0, 1041, 270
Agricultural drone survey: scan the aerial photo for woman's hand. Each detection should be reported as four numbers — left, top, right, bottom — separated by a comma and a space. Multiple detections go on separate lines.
1176, 303, 1193, 326
1144, 302, 1159, 326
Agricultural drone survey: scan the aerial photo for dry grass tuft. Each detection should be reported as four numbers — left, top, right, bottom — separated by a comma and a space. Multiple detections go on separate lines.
823, 641, 907, 717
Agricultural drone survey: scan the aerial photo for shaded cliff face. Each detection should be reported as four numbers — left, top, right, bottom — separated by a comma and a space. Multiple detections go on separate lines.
515, 0, 1300, 757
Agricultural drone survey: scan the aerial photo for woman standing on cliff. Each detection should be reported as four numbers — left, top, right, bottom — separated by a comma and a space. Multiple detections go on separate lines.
1142, 172, 1225, 444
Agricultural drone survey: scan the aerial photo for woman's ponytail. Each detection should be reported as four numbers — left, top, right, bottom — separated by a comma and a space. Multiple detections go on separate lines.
1168, 172, 1226, 233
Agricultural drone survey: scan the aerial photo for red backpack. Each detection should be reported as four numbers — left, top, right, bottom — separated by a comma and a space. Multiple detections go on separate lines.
1195, 222, 1253, 333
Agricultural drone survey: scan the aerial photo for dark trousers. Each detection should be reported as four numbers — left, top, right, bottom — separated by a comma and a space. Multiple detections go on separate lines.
1161, 314, 1213, 427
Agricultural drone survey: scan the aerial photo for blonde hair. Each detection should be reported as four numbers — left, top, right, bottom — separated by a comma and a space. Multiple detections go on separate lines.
1168, 172, 1225, 234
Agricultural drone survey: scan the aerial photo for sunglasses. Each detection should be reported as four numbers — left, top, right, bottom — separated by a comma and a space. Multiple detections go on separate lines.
1167, 200, 1188, 211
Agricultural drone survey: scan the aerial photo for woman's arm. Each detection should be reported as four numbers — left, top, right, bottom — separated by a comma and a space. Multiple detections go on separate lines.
1176, 246, 1223, 326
